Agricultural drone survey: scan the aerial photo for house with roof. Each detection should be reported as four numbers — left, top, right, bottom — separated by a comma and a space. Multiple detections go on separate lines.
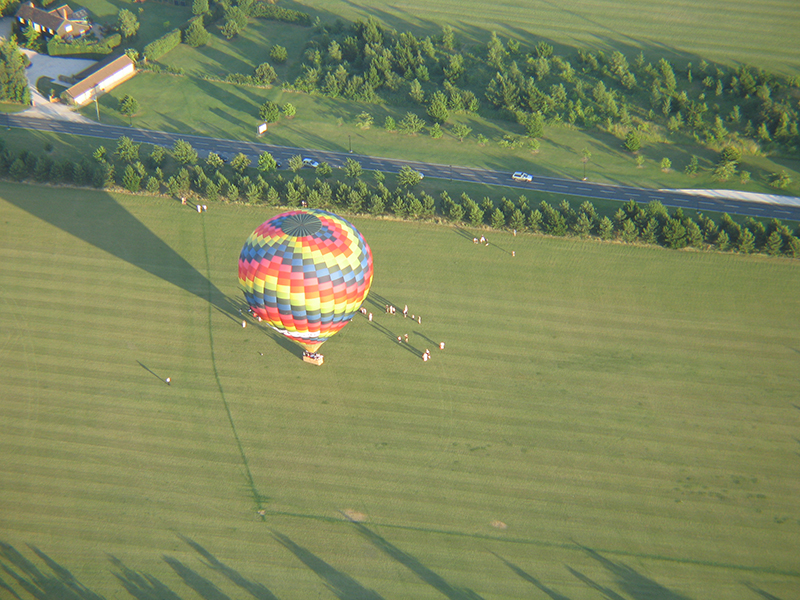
63, 54, 136, 106
15, 2, 91, 40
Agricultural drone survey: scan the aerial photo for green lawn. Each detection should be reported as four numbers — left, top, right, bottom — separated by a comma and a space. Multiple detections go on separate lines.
1, 182, 799, 599
78, 0, 193, 51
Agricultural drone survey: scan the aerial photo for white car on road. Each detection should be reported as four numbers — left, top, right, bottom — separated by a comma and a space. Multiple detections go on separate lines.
302, 158, 319, 168
512, 171, 532, 182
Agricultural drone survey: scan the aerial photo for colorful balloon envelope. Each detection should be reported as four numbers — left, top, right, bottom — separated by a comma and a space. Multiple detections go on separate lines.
238, 209, 373, 352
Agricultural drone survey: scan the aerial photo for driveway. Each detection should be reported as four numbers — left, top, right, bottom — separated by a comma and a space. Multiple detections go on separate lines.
0, 17, 95, 123
21, 49, 97, 122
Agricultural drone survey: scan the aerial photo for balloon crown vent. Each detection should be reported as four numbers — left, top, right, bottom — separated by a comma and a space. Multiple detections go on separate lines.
280, 212, 322, 237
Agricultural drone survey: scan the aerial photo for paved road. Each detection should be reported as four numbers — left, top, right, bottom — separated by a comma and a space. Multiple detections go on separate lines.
7, 113, 800, 223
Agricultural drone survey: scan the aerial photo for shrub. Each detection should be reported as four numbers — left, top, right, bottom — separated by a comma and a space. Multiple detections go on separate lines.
143, 29, 181, 61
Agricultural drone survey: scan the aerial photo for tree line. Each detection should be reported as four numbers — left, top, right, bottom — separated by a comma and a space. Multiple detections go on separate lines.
1, 135, 797, 258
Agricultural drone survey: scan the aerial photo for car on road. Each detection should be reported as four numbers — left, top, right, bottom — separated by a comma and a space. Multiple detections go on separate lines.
302, 158, 319, 168
512, 171, 532, 182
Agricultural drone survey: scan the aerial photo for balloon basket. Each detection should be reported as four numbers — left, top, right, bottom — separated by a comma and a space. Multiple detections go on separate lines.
302, 351, 324, 366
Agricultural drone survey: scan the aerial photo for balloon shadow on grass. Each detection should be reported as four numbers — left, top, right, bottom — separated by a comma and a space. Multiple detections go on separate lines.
270, 530, 385, 600
177, 534, 281, 600
3, 189, 239, 322
349, 521, 486, 600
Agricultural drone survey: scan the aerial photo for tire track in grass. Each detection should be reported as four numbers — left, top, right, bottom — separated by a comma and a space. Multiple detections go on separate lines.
200, 214, 265, 517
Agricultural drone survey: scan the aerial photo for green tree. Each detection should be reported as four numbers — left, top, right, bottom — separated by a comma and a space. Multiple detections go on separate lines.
398, 112, 425, 134
270, 45, 288, 63
769, 170, 792, 189
119, 95, 139, 126
660, 157, 671, 171
451, 122, 472, 142
384, 115, 396, 131
115, 136, 140, 163
684, 155, 699, 176
620, 219, 637, 243
122, 164, 141, 192
444, 54, 464, 82
765, 230, 783, 255
317, 162, 332, 177
192, 0, 208, 15
490, 207, 505, 229
282, 103, 296, 118
487, 32, 506, 69
440, 24, 455, 50
206, 152, 223, 170
430, 123, 443, 138
427, 91, 450, 123
117, 9, 140, 39
257, 152, 277, 172
172, 139, 198, 165
22, 25, 44, 53
184, 18, 210, 47
0, 39, 31, 105
288, 155, 303, 172
624, 130, 641, 152
598, 216, 614, 240
409, 78, 424, 103
397, 165, 423, 188
231, 153, 250, 174
715, 230, 730, 251
737, 228, 755, 254
254, 62, 277, 84
259, 100, 280, 123
356, 111, 373, 129
524, 112, 545, 138
344, 158, 363, 180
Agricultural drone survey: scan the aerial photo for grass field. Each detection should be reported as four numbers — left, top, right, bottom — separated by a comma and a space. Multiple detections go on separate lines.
1, 182, 799, 599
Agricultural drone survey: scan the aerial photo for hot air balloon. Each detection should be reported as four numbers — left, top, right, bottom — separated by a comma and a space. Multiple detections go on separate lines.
238, 209, 373, 361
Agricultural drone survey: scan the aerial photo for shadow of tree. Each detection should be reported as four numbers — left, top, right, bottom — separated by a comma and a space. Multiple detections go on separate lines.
0, 540, 104, 600
163, 555, 232, 600
177, 535, 280, 600
350, 522, 485, 600
270, 530, 385, 600
565, 565, 626, 600
490, 551, 572, 600
581, 546, 693, 600
745, 583, 786, 600
109, 555, 184, 600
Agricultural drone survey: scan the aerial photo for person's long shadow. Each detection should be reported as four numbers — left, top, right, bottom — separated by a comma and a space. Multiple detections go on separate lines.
2, 186, 238, 321
270, 530, 385, 600
349, 521, 485, 600
177, 534, 280, 600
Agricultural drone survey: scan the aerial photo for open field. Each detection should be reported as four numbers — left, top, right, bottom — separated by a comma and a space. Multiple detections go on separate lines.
1, 182, 799, 599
